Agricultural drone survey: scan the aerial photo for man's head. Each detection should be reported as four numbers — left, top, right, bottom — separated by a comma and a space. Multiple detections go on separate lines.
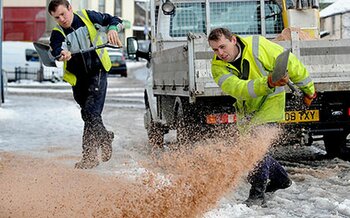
208, 28, 239, 62
48, 0, 74, 29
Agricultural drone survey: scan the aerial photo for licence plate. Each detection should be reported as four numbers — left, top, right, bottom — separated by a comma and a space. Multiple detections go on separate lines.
284, 110, 319, 123
112, 63, 120, 67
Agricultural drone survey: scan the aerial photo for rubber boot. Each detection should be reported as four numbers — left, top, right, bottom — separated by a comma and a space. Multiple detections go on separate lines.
266, 177, 292, 193
101, 131, 114, 162
75, 128, 99, 169
75, 146, 99, 169
244, 183, 267, 207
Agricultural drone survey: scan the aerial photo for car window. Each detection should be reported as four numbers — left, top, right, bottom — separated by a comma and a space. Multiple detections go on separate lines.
170, 2, 206, 37
169, 1, 283, 37
25, 49, 39, 62
210, 1, 283, 35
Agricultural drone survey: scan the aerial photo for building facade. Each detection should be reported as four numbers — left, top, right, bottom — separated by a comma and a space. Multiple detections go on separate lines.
3, 0, 45, 41
320, 0, 350, 39
2, 0, 143, 43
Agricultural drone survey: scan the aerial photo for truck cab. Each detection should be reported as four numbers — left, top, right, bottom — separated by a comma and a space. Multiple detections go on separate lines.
154, 0, 284, 49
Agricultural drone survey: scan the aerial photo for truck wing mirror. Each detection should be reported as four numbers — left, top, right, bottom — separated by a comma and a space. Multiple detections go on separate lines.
127, 37, 138, 56
126, 37, 151, 62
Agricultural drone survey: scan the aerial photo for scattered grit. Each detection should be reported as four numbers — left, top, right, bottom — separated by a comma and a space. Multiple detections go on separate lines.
0, 126, 280, 217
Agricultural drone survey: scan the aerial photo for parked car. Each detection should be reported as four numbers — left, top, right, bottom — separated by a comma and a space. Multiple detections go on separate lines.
2, 41, 63, 82
107, 49, 127, 77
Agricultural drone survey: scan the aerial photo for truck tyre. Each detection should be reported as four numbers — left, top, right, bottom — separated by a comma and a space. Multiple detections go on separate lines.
145, 107, 164, 148
323, 132, 347, 159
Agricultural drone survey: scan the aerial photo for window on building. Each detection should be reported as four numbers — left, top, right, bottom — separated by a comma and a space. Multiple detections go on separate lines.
99, 0, 106, 12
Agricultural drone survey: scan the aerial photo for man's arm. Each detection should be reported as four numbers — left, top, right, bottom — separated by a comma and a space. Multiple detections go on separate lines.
258, 36, 315, 97
49, 30, 66, 57
86, 10, 123, 46
86, 10, 122, 28
211, 63, 274, 101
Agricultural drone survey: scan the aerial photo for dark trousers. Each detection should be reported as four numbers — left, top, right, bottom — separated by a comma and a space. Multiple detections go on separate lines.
247, 154, 289, 191
72, 70, 109, 149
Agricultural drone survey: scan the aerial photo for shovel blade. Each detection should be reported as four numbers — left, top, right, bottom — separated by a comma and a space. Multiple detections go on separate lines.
33, 42, 58, 67
271, 49, 291, 83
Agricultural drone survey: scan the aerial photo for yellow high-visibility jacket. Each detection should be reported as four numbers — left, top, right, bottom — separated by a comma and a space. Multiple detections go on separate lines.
211, 35, 315, 128
52, 10, 111, 86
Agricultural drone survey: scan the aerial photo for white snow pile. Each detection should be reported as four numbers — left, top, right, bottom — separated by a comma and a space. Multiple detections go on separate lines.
320, 0, 350, 18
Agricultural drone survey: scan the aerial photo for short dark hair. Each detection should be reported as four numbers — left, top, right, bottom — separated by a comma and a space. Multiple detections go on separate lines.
208, 28, 233, 41
48, 0, 70, 14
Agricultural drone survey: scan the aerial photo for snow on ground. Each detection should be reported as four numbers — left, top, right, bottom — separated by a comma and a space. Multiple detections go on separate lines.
1, 73, 350, 217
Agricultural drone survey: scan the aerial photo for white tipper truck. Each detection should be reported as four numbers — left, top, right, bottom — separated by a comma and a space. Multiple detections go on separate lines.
127, 0, 350, 160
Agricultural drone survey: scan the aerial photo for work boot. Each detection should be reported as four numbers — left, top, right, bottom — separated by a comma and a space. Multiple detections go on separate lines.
266, 178, 292, 193
101, 131, 114, 162
243, 185, 267, 207
75, 146, 99, 169
75, 129, 99, 169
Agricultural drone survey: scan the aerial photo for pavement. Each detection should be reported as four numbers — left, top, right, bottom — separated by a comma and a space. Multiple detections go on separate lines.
0, 60, 148, 158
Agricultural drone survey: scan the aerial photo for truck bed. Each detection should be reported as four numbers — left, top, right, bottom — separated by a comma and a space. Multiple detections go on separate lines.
277, 38, 350, 92
152, 34, 350, 99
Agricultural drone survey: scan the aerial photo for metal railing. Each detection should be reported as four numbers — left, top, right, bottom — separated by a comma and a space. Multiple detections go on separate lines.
14, 67, 41, 82
0, 70, 5, 104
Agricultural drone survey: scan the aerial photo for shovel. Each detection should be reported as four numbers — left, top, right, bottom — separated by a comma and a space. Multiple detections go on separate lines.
33, 42, 60, 67
271, 48, 301, 96
33, 42, 122, 68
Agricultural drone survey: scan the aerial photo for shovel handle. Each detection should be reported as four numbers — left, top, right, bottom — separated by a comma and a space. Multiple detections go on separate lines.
74, 43, 121, 54
54, 43, 122, 60
287, 81, 302, 97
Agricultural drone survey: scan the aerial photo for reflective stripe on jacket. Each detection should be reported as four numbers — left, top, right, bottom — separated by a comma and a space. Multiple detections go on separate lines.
211, 35, 315, 127
53, 9, 111, 86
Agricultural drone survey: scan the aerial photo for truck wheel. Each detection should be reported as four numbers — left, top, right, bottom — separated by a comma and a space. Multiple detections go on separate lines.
323, 132, 347, 158
145, 108, 164, 148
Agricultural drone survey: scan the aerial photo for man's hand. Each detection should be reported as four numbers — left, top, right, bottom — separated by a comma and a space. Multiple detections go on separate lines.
59, 50, 72, 61
107, 30, 123, 47
268, 74, 289, 88
303, 92, 317, 107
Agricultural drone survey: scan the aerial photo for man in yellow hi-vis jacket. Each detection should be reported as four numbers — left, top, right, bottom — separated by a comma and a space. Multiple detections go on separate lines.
48, 0, 123, 169
208, 28, 316, 207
